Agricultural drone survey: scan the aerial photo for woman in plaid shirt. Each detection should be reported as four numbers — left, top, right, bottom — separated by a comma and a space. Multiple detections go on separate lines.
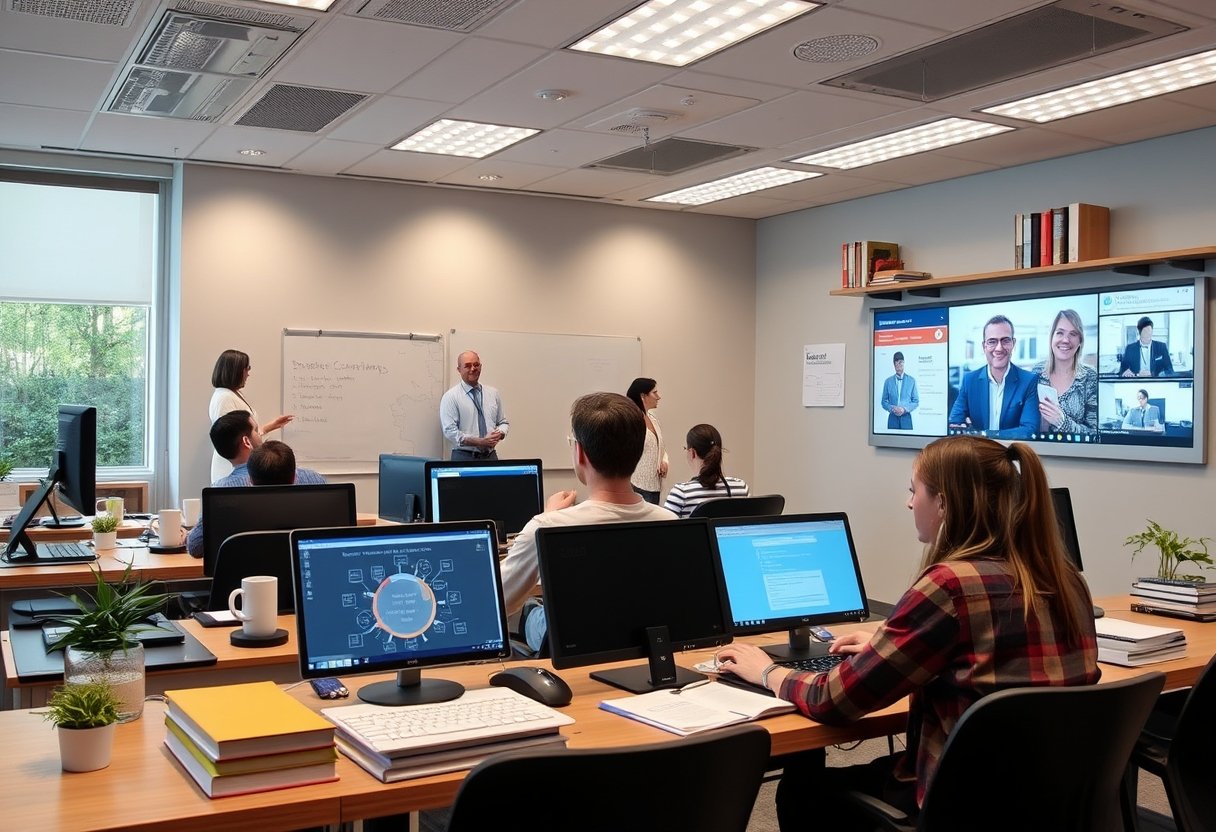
718, 435, 1100, 830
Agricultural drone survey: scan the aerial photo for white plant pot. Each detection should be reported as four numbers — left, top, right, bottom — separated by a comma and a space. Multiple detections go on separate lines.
92, 531, 118, 550
57, 722, 116, 772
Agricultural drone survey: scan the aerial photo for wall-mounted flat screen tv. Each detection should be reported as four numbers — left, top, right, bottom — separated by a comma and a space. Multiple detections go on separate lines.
869, 277, 1205, 463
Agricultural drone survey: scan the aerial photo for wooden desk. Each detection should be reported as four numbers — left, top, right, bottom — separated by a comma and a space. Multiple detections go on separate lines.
1, 518, 147, 544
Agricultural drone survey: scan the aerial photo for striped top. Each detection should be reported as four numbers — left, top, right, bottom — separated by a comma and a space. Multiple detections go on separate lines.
663, 476, 751, 518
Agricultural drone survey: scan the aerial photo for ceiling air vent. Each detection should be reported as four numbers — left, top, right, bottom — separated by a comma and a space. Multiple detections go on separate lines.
8, 0, 137, 26
586, 138, 753, 176
352, 0, 517, 32
822, 0, 1186, 102
236, 84, 368, 132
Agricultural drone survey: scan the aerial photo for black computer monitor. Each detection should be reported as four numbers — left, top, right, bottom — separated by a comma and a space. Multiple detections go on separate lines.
711, 513, 870, 661
3, 404, 96, 560
378, 454, 432, 522
1050, 487, 1104, 618
537, 519, 730, 694
290, 521, 510, 706
424, 459, 544, 544
200, 483, 356, 577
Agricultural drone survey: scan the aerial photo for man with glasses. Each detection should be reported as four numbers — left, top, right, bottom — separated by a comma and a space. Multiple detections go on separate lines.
439, 349, 510, 460
947, 315, 1038, 439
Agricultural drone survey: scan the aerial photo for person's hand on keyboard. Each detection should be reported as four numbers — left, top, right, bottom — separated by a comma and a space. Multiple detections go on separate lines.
826, 629, 876, 655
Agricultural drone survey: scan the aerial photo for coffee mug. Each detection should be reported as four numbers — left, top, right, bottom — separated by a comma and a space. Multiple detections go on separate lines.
181, 497, 201, 528
150, 509, 184, 547
95, 496, 124, 519
229, 575, 278, 638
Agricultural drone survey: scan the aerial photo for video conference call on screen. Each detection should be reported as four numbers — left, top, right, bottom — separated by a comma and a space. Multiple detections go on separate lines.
871, 280, 1202, 459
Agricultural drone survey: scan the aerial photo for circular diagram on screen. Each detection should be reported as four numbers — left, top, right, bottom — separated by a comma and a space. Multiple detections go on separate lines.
371, 572, 437, 638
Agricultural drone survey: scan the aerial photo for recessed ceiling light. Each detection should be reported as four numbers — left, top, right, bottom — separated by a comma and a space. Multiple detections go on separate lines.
569, 0, 819, 67
239, 148, 267, 156
479, 174, 503, 182
250, 0, 337, 10
535, 89, 570, 101
646, 167, 822, 206
390, 119, 540, 158
980, 47, 1216, 123
788, 118, 1013, 169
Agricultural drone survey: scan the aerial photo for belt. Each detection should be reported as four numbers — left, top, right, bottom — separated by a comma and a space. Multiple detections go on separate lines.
457, 448, 494, 457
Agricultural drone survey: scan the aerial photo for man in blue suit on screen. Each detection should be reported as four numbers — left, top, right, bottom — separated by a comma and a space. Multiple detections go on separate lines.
947, 315, 1038, 439
881, 351, 918, 430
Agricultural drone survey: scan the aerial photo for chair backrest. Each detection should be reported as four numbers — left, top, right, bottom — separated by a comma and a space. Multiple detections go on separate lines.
207, 530, 295, 613
689, 494, 785, 519
918, 673, 1165, 831
445, 724, 771, 832
1166, 653, 1216, 832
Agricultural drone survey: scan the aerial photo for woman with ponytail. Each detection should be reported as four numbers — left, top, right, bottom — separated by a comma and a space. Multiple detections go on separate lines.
663, 424, 750, 518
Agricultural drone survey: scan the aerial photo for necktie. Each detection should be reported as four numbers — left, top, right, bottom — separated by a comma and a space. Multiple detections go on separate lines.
470, 386, 488, 438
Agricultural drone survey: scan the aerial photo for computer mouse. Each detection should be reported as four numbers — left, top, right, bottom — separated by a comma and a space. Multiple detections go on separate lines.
489, 666, 573, 707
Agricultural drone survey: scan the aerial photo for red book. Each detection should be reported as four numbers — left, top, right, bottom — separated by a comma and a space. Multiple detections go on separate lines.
1040, 210, 1052, 266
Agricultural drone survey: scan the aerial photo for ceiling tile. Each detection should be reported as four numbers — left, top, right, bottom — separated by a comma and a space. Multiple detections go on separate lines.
436, 159, 565, 188
474, 0, 636, 48
665, 71, 796, 102
683, 89, 904, 148
0, 102, 89, 149
568, 84, 761, 140
492, 128, 639, 167
836, 152, 997, 186
344, 148, 473, 182
835, 0, 1037, 31
388, 38, 546, 103
284, 139, 381, 174
0, 50, 116, 110
0, 5, 155, 61
1044, 98, 1216, 146
80, 112, 215, 159
929, 126, 1108, 167
326, 95, 450, 145
686, 194, 797, 218
523, 167, 658, 197
189, 126, 321, 167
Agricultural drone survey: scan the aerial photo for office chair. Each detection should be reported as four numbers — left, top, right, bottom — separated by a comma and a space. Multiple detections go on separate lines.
1149, 398, 1166, 424
1130, 653, 1216, 832
844, 673, 1165, 832
445, 724, 771, 832
688, 494, 785, 519
207, 530, 296, 613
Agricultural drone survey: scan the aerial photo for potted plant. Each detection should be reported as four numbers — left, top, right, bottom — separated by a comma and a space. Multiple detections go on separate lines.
43, 681, 123, 772
1125, 519, 1213, 582
91, 514, 120, 550
41, 562, 170, 722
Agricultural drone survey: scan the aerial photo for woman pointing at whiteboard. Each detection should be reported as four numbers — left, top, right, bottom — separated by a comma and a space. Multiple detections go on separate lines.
208, 349, 293, 482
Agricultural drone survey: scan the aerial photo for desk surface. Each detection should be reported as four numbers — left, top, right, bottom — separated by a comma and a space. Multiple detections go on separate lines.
1, 596, 1212, 831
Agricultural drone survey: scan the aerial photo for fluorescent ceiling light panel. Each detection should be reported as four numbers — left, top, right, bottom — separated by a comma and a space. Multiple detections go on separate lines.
569, 0, 819, 67
391, 119, 540, 158
980, 48, 1216, 123
255, 0, 337, 10
646, 167, 821, 206
789, 118, 1013, 169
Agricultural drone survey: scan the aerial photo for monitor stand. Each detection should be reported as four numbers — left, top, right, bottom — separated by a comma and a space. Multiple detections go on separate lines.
590, 624, 704, 693
356, 668, 464, 706
761, 626, 831, 662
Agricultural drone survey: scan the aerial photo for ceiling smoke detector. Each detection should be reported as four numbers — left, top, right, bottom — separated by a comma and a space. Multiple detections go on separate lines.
793, 34, 880, 63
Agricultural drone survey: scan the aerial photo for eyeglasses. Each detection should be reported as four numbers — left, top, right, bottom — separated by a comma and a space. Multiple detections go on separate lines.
461, 362, 482, 369
983, 337, 1014, 349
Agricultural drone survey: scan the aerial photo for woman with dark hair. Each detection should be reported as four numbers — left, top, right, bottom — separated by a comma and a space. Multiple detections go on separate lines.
717, 435, 1099, 830
625, 377, 668, 504
1035, 309, 1097, 433
663, 424, 750, 518
208, 349, 292, 481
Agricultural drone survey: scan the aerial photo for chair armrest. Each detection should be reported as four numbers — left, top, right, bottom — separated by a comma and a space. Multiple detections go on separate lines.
842, 790, 916, 832
1133, 738, 1169, 778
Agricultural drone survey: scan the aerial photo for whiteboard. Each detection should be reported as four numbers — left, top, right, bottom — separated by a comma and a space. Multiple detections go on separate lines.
281, 330, 447, 471
451, 329, 642, 468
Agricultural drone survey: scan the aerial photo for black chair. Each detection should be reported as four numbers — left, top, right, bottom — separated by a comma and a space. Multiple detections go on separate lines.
207, 530, 296, 613
688, 494, 785, 519
445, 724, 771, 832
846, 673, 1165, 832
1131, 654, 1216, 832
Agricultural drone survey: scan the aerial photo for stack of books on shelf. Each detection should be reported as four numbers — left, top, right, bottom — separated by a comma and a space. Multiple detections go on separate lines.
1094, 617, 1187, 667
1013, 203, 1109, 268
1131, 577, 1216, 621
163, 681, 338, 798
840, 240, 900, 288
869, 269, 931, 285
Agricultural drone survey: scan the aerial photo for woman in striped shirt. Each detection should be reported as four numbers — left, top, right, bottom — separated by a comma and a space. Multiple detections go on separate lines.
663, 423, 750, 518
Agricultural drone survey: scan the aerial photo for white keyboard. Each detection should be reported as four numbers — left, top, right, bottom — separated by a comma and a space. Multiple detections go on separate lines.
322, 687, 573, 757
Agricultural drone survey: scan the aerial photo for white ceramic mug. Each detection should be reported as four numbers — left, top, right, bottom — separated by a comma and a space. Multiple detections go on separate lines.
95, 496, 124, 519
228, 575, 278, 638
181, 497, 201, 527
150, 508, 183, 547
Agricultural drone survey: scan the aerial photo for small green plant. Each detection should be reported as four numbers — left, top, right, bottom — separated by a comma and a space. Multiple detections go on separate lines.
1125, 519, 1213, 582
0, 458, 13, 480
90, 514, 120, 534
43, 682, 122, 729
41, 562, 170, 655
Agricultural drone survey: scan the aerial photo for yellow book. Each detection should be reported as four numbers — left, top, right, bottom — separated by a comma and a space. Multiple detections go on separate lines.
165, 717, 338, 773
164, 681, 335, 760
165, 731, 338, 798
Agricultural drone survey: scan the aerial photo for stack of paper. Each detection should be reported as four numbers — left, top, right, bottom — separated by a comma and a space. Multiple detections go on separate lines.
600, 680, 795, 736
1095, 617, 1187, 667
163, 681, 338, 798
1131, 577, 1216, 621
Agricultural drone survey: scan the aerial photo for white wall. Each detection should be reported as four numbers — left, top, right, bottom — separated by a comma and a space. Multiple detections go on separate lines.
176, 167, 757, 512
756, 126, 1216, 603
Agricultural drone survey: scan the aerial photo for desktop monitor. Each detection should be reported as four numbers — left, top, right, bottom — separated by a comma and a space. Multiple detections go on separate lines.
290, 521, 510, 706
537, 519, 730, 694
424, 459, 544, 544
1050, 487, 1104, 618
711, 513, 870, 661
200, 483, 356, 577
3, 404, 96, 560
378, 454, 432, 523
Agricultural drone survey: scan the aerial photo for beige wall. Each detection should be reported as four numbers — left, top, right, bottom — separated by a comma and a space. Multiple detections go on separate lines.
756, 126, 1216, 603
176, 166, 757, 511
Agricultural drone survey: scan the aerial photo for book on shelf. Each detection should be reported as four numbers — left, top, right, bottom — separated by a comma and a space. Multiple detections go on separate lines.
164, 681, 336, 760
165, 730, 338, 798
1130, 602, 1216, 623
839, 240, 899, 287
336, 731, 568, 783
870, 270, 931, 284
599, 679, 795, 736
1067, 202, 1110, 262
1051, 206, 1067, 265
1029, 212, 1041, 268
1133, 577, 1216, 595
1039, 210, 1052, 267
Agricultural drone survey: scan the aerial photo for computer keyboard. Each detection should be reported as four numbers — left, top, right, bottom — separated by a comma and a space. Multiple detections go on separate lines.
779, 654, 846, 673
2, 542, 98, 565
323, 687, 573, 757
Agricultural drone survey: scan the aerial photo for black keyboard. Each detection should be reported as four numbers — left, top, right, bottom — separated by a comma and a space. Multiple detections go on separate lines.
3, 542, 99, 565
779, 654, 846, 673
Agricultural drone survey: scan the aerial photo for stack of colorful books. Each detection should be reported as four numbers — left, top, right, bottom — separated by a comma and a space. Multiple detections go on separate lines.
1131, 577, 1216, 621
163, 681, 338, 798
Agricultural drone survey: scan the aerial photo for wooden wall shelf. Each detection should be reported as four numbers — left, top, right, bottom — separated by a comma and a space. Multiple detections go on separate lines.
829, 245, 1216, 301
16, 480, 149, 518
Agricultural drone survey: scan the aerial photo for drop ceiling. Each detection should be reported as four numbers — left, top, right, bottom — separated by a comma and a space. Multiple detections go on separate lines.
2, 0, 1215, 219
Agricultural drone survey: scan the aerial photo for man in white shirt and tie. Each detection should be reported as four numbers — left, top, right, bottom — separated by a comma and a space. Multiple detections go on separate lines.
439, 350, 510, 459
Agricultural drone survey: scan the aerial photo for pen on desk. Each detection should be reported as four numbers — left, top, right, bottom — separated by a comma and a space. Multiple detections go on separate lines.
671, 679, 712, 694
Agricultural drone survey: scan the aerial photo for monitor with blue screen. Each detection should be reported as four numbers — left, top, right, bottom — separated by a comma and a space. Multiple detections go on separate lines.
711, 513, 869, 661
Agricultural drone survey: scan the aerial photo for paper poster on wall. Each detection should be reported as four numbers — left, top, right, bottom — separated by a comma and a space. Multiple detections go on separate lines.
803, 343, 845, 407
